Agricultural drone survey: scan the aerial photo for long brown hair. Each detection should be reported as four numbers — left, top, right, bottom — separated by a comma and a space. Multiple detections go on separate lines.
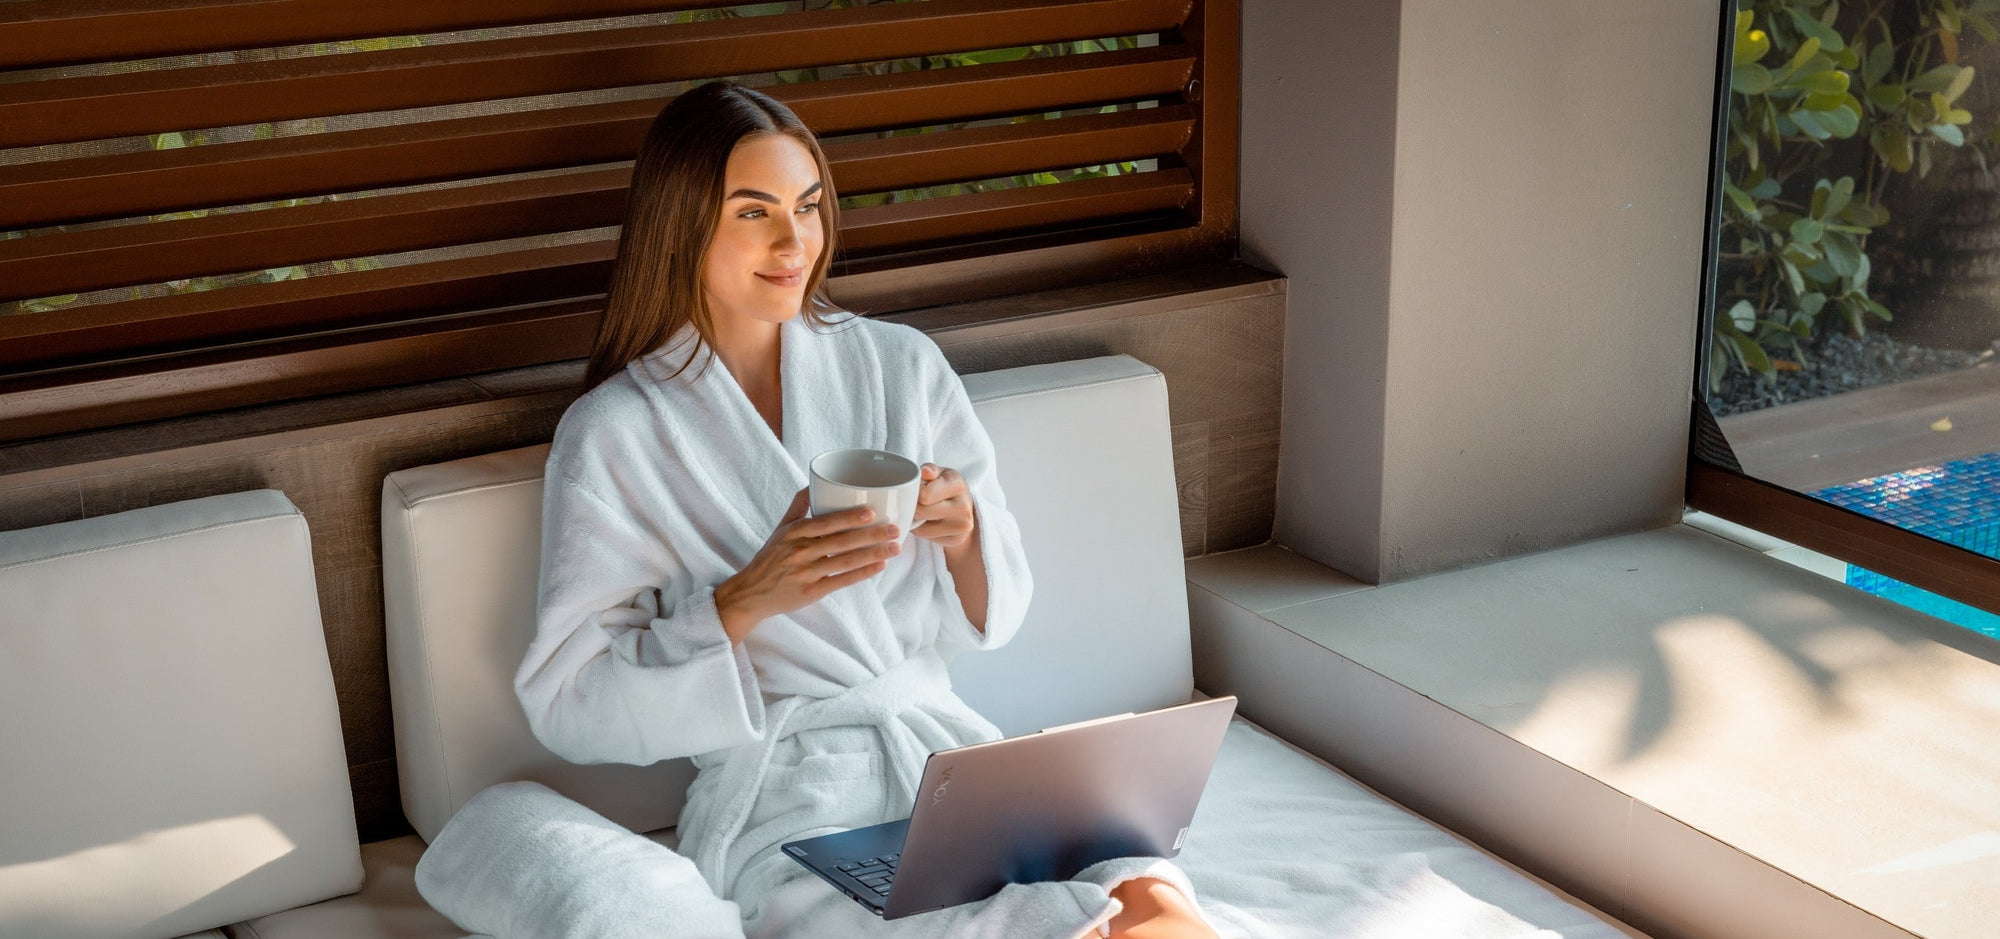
584, 82, 841, 391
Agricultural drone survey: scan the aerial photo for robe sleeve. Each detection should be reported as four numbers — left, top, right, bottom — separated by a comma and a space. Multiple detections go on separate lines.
515, 469, 765, 767
924, 352, 1034, 654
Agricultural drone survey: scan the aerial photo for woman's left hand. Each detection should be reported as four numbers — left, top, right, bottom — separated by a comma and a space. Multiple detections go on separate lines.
911, 463, 976, 550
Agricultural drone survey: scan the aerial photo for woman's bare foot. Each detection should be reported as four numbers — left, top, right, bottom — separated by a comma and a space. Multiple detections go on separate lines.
1105, 877, 1217, 939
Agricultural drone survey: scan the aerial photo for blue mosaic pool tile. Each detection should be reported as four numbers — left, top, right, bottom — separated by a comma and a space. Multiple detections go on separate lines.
1815, 452, 2000, 640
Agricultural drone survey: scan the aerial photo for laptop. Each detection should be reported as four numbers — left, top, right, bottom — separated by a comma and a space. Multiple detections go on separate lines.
781, 695, 1237, 919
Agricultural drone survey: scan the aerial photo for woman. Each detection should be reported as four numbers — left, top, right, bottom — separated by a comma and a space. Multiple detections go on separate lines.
515, 82, 1217, 939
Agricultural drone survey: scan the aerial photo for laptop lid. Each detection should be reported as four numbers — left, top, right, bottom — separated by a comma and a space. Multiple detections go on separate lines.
882, 695, 1236, 919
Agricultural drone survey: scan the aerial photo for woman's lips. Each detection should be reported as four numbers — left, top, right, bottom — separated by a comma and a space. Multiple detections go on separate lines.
756, 268, 804, 288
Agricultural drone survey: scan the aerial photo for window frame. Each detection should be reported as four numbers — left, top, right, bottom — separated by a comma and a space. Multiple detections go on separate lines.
1684, 0, 2000, 624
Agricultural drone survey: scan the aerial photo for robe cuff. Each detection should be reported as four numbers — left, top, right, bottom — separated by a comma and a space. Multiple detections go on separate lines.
650, 586, 766, 747
936, 492, 1004, 651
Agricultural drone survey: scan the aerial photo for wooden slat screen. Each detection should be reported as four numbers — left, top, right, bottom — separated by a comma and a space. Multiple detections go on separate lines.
0, 0, 1239, 440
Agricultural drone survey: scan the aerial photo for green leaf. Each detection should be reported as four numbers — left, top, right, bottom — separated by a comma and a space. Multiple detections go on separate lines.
1800, 70, 1850, 96
1728, 298, 1758, 333
1786, 37, 1823, 76
1733, 63, 1773, 94
1799, 291, 1829, 318
1946, 64, 1978, 103
1788, 7, 1846, 51
1732, 333, 1775, 375
1874, 125, 1914, 171
1825, 176, 1854, 218
1736, 26, 1771, 64
1970, 11, 2000, 43
1791, 217, 1825, 244
1865, 39, 1894, 86
1933, 123, 1967, 145
1725, 181, 1760, 216
1790, 108, 1831, 139
1867, 83, 1906, 109
1817, 101, 1861, 137
1821, 230, 1862, 277
1781, 255, 1811, 293
152, 131, 186, 150
1910, 64, 1962, 94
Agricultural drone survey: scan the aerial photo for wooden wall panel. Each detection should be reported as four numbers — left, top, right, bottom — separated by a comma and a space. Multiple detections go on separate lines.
0, 266, 1284, 840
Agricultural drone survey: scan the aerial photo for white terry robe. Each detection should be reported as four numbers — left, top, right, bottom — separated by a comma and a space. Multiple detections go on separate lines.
511, 312, 1198, 939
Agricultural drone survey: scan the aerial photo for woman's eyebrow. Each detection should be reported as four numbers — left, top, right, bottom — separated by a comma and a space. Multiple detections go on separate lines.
725, 181, 824, 203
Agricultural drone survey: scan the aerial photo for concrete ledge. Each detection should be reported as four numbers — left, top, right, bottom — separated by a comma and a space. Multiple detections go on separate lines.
1188, 529, 2000, 939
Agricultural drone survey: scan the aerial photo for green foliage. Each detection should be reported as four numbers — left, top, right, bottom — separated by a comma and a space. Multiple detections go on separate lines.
1717, 0, 1998, 390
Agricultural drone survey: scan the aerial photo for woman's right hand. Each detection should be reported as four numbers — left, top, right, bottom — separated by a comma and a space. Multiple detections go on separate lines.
713, 487, 901, 645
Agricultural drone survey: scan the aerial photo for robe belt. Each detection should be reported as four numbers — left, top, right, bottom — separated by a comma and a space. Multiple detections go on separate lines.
698, 650, 962, 896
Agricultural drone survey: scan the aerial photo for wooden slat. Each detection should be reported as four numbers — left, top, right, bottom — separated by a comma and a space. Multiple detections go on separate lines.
841, 169, 1193, 253
0, 171, 630, 305
0, 0, 722, 71
0, 227, 1228, 440
0, 44, 1197, 230
0, 107, 1194, 301
0, 301, 603, 442
0, 243, 617, 371
831, 104, 1193, 195
0, 0, 1186, 148
1184, 0, 1237, 247
2, 173, 1192, 368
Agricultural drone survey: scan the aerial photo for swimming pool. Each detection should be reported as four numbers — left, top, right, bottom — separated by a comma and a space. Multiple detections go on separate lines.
1814, 453, 2000, 640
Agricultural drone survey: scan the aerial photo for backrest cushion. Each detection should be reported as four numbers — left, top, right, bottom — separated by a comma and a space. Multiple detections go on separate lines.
382, 353, 1191, 841
0, 491, 363, 939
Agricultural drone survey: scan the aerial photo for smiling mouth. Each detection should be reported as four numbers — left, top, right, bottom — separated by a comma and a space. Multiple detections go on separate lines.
756, 268, 804, 288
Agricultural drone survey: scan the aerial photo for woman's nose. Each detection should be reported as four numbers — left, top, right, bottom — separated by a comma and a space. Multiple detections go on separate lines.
773, 216, 805, 257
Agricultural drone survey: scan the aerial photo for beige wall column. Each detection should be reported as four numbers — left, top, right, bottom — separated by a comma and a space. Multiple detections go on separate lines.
1241, 0, 1403, 581
1244, 0, 1717, 582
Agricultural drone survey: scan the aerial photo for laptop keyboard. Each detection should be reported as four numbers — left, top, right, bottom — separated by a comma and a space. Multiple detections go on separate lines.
835, 853, 901, 896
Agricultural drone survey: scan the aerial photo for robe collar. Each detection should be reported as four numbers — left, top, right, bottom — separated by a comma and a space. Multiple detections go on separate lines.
633, 313, 869, 548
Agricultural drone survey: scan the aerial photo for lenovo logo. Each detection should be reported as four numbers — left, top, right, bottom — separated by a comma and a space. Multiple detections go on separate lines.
930, 767, 954, 807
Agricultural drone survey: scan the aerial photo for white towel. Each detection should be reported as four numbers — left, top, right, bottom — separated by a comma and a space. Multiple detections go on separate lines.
414, 781, 742, 939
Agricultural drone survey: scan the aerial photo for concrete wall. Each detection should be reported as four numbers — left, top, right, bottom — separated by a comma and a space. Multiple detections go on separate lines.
1244, 0, 1719, 582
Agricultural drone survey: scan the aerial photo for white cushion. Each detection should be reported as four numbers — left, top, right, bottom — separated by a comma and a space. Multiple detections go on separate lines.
228, 836, 461, 939
382, 450, 696, 843
0, 491, 363, 939
380, 354, 1192, 839
950, 355, 1194, 735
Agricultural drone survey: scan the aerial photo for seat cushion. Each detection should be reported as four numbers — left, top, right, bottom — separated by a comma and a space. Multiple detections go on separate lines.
382, 449, 698, 844
0, 491, 362, 939
234, 829, 679, 939
381, 354, 1193, 840
228, 837, 461, 939
948, 354, 1194, 735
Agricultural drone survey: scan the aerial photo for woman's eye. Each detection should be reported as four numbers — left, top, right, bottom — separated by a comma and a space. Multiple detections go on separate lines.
738, 207, 766, 219
797, 202, 820, 215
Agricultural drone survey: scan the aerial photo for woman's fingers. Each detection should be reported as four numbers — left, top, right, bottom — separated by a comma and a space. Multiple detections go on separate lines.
792, 523, 900, 559
800, 539, 900, 584
787, 504, 878, 539
917, 465, 966, 505
807, 559, 889, 598
779, 487, 811, 525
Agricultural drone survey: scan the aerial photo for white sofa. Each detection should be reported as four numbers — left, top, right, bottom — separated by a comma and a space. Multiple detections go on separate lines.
0, 354, 1639, 939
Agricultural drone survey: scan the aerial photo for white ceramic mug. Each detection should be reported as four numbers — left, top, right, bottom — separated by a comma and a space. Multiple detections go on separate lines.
808, 448, 921, 535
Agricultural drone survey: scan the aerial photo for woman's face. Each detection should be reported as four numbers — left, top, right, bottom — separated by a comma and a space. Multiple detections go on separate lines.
702, 133, 826, 330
